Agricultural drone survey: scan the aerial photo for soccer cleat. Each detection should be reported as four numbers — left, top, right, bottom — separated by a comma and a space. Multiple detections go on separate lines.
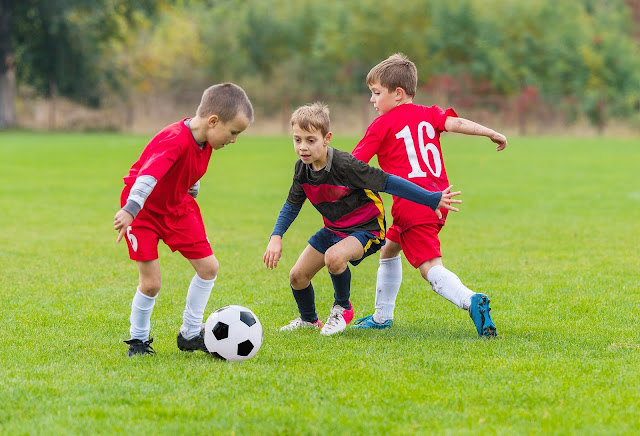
320, 302, 355, 336
469, 293, 497, 337
351, 314, 393, 330
177, 326, 208, 352
279, 317, 322, 331
124, 338, 156, 357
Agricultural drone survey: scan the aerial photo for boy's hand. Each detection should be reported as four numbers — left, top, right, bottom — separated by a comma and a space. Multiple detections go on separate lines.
188, 180, 200, 198
491, 132, 508, 151
436, 185, 462, 219
264, 235, 283, 270
114, 209, 134, 243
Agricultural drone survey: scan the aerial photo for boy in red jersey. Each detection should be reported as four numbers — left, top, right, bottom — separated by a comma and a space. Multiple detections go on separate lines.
351, 54, 507, 337
263, 102, 461, 336
113, 83, 254, 356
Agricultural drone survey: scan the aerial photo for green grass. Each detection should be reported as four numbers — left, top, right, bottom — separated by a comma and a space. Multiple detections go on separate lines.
0, 130, 638, 435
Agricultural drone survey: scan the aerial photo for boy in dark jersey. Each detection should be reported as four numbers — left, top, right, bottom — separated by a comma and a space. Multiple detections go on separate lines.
351, 53, 507, 337
113, 83, 254, 356
263, 102, 461, 336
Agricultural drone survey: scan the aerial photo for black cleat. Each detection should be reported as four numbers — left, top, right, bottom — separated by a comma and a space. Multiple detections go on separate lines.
124, 338, 156, 357
177, 327, 208, 353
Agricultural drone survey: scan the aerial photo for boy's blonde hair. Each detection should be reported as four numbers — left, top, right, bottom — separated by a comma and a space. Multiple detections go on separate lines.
366, 53, 417, 97
290, 102, 330, 137
196, 82, 254, 123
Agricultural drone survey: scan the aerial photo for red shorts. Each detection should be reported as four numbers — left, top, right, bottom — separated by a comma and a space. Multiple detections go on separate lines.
123, 207, 213, 261
120, 184, 213, 262
386, 222, 443, 269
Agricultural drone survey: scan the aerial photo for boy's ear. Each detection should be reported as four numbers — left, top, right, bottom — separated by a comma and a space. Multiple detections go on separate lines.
394, 87, 405, 101
207, 115, 219, 127
324, 131, 332, 145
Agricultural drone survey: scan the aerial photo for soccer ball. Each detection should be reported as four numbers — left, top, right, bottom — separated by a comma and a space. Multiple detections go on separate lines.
204, 305, 263, 361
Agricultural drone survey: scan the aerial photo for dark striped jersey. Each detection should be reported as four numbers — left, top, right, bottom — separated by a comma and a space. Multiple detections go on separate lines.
286, 147, 388, 237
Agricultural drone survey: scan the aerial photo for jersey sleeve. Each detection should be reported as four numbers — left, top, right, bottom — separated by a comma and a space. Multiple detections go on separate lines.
431, 106, 458, 132
351, 124, 381, 163
284, 162, 307, 207
271, 202, 302, 237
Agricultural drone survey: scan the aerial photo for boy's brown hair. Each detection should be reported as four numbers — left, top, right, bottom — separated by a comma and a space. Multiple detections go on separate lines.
290, 102, 331, 137
366, 53, 417, 97
197, 82, 254, 123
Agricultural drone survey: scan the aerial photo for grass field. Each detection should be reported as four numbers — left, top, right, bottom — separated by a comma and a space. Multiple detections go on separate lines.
0, 130, 638, 435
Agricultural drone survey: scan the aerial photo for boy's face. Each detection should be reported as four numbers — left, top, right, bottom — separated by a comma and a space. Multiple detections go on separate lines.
206, 113, 251, 150
369, 81, 401, 115
292, 124, 331, 170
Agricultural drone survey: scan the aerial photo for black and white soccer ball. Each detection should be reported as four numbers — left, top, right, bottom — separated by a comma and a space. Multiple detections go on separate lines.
204, 305, 263, 361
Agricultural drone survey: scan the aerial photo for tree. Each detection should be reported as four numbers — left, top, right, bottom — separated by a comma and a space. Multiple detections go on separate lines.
1, 0, 159, 129
0, 0, 16, 128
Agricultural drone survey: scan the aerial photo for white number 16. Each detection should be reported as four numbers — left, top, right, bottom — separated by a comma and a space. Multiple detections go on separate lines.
395, 122, 442, 179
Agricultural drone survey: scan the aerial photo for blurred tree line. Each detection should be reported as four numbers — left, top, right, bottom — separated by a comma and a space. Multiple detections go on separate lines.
1, 0, 639, 133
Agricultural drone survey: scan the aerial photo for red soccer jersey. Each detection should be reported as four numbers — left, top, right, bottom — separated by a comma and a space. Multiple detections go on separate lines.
352, 104, 458, 231
123, 119, 212, 216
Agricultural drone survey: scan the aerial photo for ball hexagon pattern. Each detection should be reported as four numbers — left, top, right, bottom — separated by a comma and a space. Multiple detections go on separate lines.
204, 305, 263, 361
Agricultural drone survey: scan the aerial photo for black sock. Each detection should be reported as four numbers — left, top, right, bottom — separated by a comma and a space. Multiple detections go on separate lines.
330, 267, 351, 309
291, 282, 318, 323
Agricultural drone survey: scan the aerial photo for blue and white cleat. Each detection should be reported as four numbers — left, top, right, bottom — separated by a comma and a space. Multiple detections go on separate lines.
351, 314, 393, 330
469, 293, 497, 337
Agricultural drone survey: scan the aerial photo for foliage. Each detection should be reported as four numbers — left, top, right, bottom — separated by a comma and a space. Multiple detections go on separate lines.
10, 0, 160, 106
6, 0, 640, 129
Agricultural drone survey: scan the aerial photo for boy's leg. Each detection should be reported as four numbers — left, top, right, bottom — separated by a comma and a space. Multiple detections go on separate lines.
181, 254, 218, 336
422, 257, 496, 337
329, 267, 351, 309
392, 223, 473, 310
373, 239, 403, 323
126, 259, 160, 356
176, 254, 219, 352
396, 223, 496, 336
320, 236, 366, 336
288, 244, 326, 324
324, 235, 365, 309
419, 258, 473, 311
129, 259, 161, 340
160, 208, 217, 351
421, 260, 495, 337
353, 228, 402, 329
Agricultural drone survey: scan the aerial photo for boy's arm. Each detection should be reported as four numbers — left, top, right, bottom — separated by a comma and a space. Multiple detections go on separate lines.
383, 175, 461, 219
264, 202, 302, 270
444, 117, 508, 151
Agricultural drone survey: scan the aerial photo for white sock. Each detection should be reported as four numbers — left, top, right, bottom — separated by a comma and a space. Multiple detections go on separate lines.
180, 274, 216, 339
129, 288, 156, 340
373, 255, 402, 323
427, 265, 474, 310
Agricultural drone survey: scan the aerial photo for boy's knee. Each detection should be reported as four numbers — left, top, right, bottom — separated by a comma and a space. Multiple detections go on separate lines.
289, 268, 308, 289
324, 251, 347, 275
380, 241, 401, 258
419, 258, 442, 282
139, 279, 161, 296
198, 258, 219, 280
